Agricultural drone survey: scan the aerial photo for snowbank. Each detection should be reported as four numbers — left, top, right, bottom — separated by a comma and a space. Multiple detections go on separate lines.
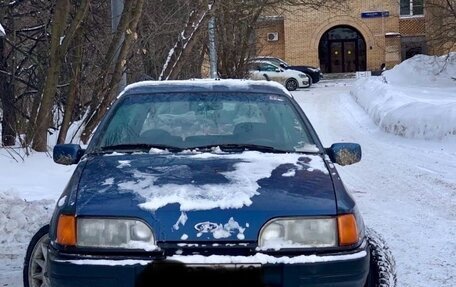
0, 191, 54, 245
351, 54, 456, 140
0, 149, 76, 200
383, 53, 456, 86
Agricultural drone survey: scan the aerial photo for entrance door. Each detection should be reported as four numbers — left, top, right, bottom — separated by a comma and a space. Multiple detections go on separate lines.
344, 41, 356, 72
330, 42, 343, 73
319, 26, 366, 73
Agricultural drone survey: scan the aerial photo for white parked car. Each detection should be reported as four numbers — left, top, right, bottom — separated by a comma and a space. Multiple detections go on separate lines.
248, 60, 310, 91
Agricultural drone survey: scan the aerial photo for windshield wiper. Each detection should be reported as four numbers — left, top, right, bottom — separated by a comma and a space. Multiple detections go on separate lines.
189, 143, 289, 153
96, 143, 183, 153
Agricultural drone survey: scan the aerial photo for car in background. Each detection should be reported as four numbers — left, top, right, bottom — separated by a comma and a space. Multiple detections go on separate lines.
253, 56, 323, 85
248, 60, 310, 91
24, 80, 396, 287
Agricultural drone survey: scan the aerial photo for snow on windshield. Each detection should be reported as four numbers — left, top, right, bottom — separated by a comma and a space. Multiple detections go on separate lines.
116, 151, 328, 212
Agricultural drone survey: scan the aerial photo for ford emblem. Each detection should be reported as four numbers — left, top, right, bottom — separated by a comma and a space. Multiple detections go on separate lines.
194, 222, 218, 233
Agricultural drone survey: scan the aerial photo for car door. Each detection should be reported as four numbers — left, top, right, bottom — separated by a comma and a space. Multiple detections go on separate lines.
258, 62, 285, 84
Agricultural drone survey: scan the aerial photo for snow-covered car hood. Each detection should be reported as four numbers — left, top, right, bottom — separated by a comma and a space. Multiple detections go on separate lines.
75, 151, 336, 241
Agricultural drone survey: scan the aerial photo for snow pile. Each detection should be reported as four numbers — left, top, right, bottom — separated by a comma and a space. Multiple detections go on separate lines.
351, 54, 456, 140
0, 150, 76, 200
0, 191, 54, 245
383, 53, 456, 86
0, 148, 74, 283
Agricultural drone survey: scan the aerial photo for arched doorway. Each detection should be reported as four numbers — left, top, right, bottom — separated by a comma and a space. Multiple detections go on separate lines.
318, 26, 366, 73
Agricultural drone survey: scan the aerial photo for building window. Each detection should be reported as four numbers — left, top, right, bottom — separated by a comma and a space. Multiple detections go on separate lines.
401, 36, 426, 60
400, 0, 424, 16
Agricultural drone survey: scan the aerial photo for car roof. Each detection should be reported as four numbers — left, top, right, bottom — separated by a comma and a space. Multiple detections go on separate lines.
254, 56, 281, 60
119, 79, 292, 98
253, 56, 286, 62
249, 59, 280, 66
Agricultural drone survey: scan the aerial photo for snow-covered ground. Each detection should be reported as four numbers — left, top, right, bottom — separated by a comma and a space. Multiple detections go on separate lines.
0, 150, 75, 285
294, 79, 456, 287
1, 78, 455, 286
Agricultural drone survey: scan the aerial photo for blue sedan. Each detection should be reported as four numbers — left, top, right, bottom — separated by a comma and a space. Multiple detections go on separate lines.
23, 80, 396, 287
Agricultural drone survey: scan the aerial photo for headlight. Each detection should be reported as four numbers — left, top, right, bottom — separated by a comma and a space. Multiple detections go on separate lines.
309, 68, 319, 72
259, 218, 337, 250
77, 218, 156, 249
298, 73, 307, 79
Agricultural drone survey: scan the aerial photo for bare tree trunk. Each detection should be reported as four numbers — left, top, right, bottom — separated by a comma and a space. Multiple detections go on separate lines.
57, 28, 83, 144
0, 36, 16, 146
80, 0, 145, 144
31, 0, 70, 151
84, 1, 134, 119
159, 3, 215, 80
32, 0, 90, 151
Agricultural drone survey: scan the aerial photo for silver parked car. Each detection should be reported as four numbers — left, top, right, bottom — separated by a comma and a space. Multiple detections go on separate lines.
248, 60, 310, 91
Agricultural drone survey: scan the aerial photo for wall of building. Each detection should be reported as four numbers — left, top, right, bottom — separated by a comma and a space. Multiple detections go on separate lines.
255, 18, 286, 59
258, 0, 409, 72
285, 0, 402, 71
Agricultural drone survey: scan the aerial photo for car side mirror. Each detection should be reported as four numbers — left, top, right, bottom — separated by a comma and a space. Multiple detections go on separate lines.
275, 68, 281, 72
326, 143, 361, 166
53, 144, 85, 165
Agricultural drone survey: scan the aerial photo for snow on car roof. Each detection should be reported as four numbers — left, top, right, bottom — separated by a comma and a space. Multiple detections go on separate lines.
118, 79, 292, 98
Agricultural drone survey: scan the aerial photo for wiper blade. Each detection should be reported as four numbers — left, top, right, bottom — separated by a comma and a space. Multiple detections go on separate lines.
97, 143, 182, 153
189, 144, 288, 153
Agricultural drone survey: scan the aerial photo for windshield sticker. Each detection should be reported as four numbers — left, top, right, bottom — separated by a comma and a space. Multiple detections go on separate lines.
268, 95, 284, 101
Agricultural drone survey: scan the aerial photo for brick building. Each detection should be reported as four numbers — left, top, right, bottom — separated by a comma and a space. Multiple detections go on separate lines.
256, 0, 430, 73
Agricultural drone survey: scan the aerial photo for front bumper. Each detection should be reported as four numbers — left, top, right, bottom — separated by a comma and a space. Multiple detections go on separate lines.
298, 78, 310, 88
48, 242, 369, 287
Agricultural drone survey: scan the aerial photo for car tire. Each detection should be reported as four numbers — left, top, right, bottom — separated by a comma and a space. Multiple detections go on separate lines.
23, 225, 50, 287
285, 79, 298, 91
364, 227, 397, 287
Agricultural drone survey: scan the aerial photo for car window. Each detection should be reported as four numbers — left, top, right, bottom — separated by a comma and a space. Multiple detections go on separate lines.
258, 63, 278, 72
96, 93, 316, 152
256, 57, 289, 68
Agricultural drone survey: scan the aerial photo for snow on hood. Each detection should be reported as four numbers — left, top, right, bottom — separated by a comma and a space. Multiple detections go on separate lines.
116, 151, 328, 212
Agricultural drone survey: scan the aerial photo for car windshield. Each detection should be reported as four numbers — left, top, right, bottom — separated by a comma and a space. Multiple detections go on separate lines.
92, 92, 319, 153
